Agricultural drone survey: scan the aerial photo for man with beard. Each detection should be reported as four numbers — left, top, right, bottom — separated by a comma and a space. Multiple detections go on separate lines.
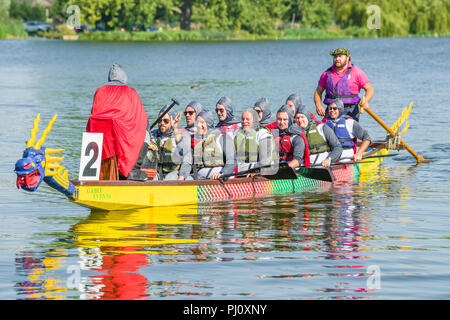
145, 105, 192, 181
313, 48, 374, 121
176, 100, 204, 146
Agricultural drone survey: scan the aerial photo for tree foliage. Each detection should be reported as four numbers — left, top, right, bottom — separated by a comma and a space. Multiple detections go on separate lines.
10, 0, 450, 35
10, 0, 46, 21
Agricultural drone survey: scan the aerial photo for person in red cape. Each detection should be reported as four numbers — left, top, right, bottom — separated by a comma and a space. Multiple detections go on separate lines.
86, 64, 148, 180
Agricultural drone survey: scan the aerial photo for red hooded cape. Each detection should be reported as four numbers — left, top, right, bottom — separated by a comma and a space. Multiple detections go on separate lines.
86, 85, 147, 178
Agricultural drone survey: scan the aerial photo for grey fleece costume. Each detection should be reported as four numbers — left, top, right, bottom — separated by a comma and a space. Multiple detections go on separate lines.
326, 99, 372, 145
144, 105, 193, 180
254, 97, 276, 126
183, 101, 204, 135
274, 105, 306, 164
195, 110, 237, 178
215, 96, 241, 129
235, 109, 275, 170
294, 107, 343, 164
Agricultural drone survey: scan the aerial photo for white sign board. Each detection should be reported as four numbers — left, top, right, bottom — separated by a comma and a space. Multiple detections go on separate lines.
79, 132, 103, 181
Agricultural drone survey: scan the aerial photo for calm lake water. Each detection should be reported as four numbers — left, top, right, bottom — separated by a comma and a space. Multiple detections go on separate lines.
1, 37, 449, 300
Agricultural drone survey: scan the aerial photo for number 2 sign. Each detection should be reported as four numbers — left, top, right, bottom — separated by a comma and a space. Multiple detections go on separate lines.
79, 132, 103, 181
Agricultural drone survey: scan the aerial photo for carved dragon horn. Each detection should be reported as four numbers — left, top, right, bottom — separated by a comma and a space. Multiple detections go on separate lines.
35, 114, 58, 150
26, 114, 40, 148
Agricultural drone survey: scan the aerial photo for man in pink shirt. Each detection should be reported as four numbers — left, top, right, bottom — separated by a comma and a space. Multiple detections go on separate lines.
314, 48, 374, 121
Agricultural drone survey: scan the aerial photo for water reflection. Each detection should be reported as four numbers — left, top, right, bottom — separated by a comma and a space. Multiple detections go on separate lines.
14, 165, 414, 299
15, 250, 68, 300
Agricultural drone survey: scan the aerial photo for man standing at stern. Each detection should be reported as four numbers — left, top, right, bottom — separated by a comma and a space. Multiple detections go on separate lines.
314, 48, 374, 121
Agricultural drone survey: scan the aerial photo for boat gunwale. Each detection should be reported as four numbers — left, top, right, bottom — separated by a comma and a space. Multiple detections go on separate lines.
70, 160, 367, 187
70, 175, 272, 187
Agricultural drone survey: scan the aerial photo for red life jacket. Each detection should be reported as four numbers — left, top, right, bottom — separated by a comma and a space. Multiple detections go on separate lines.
179, 128, 196, 148
274, 134, 293, 162
298, 132, 311, 168
275, 131, 310, 168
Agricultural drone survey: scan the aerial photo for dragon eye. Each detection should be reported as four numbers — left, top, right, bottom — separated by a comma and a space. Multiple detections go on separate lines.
24, 163, 31, 169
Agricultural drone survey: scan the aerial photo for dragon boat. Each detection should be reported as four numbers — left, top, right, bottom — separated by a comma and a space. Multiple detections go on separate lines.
14, 103, 414, 211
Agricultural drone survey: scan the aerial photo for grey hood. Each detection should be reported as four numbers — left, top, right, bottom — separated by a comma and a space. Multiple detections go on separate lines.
286, 93, 303, 114
277, 104, 294, 127
216, 96, 240, 127
295, 109, 313, 131
287, 123, 304, 136
185, 101, 204, 132
242, 108, 260, 132
254, 97, 276, 126
329, 99, 346, 121
107, 63, 128, 85
197, 110, 215, 130
186, 101, 204, 115
147, 105, 176, 137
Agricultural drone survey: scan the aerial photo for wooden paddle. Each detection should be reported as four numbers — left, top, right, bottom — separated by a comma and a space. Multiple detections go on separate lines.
338, 154, 398, 162
359, 98, 429, 163
221, 163, 297, 180
148, 98, 180, 131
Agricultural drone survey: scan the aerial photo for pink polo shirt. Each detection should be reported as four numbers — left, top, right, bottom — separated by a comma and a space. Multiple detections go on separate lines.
318, 62, 369, 95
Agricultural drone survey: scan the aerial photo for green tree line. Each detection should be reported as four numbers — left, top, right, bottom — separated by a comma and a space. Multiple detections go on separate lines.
9, 0, 46, 21
2, 0, 449, 37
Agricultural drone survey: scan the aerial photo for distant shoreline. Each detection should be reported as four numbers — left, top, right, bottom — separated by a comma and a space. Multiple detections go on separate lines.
2, 24, 449, 41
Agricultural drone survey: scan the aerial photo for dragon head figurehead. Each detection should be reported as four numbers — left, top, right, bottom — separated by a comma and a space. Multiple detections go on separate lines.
15, 114, 74, 197
15, 146, 47, 191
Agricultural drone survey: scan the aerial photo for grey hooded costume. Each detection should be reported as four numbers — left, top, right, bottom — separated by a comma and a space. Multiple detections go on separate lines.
234, 109, 275, 171
183, 101, 204, 135
254, 97, 276, 126
295, 109, 343, 164
144, 105, 193, 180
286, 93, 317, 121
271, 105, 306, 165
194, 110, 237, 179
326, 99, 372, 147
107, 63, 128, 85
215, 96, 241, 128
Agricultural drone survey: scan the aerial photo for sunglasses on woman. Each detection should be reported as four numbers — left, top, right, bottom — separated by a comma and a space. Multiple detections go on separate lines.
184, 111, 195, 116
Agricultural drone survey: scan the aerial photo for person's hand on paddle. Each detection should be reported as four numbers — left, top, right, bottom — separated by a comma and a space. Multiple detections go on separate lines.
321, 157, 331, 168
210, 172, 222, 180
141, 168, 157, 179
353, 151, 364, 162
359, 96, 368, 113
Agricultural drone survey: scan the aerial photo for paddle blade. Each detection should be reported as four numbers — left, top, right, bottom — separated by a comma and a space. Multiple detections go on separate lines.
263, 163, 298, 180
391, 102, 413, 135
295, 167, 334, 182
